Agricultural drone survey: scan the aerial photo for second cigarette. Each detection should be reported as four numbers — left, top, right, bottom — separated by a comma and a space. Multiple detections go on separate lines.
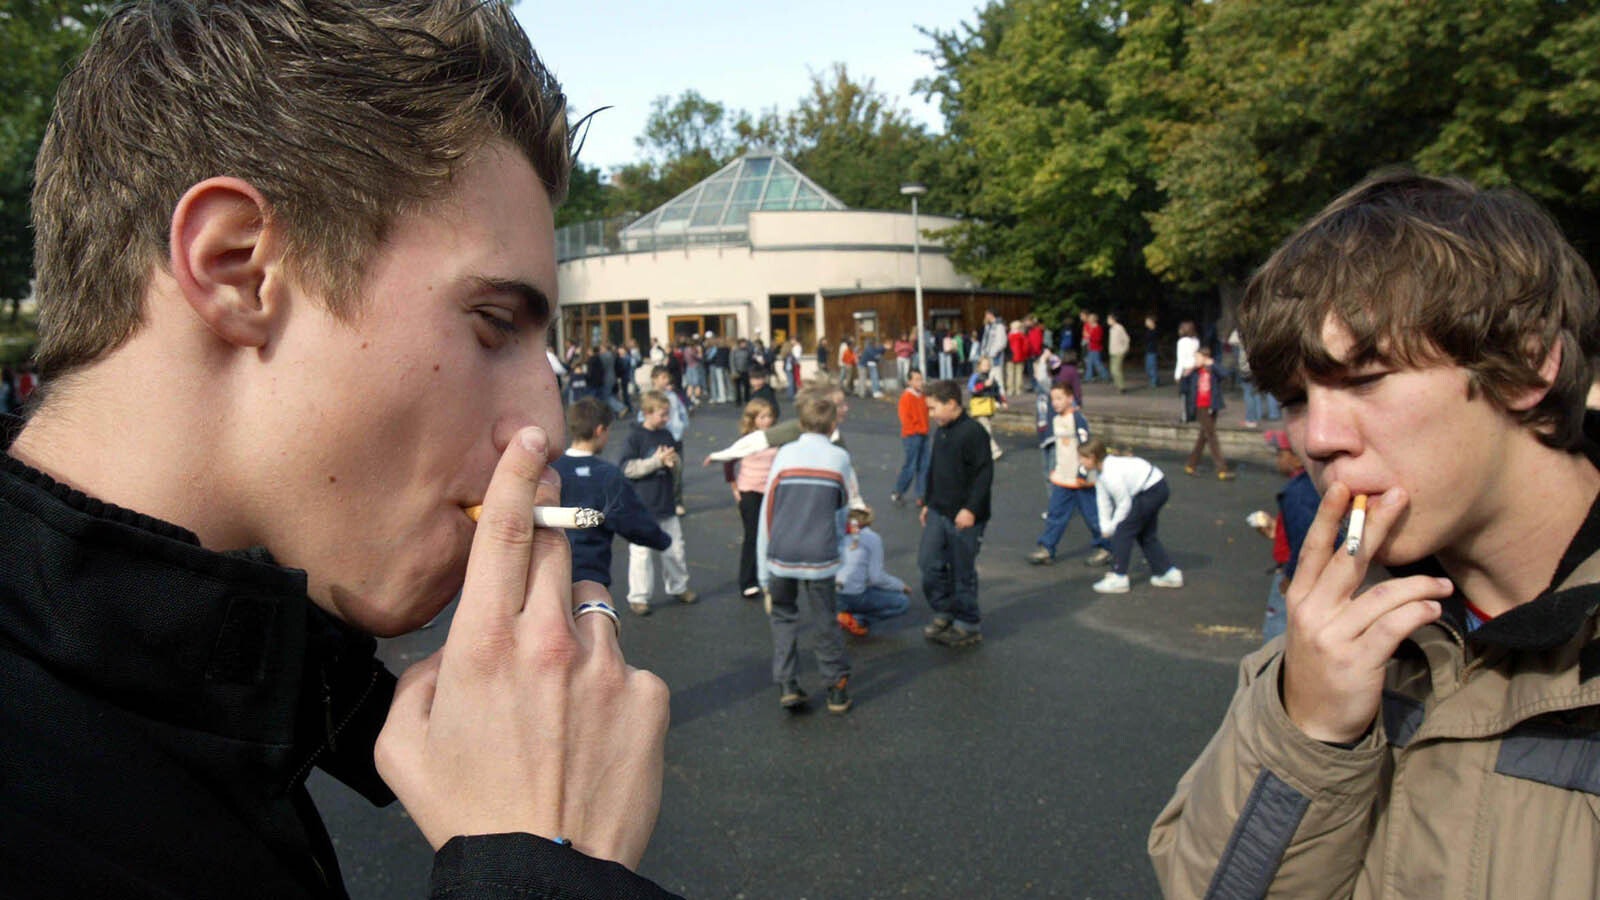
1345, 494, 1368, 556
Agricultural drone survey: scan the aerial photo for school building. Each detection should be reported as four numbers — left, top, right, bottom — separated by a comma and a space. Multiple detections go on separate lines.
554, 151, 1030, 354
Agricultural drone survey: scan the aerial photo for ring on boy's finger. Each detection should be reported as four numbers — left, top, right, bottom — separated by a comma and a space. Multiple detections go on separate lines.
573, 600, 621, 637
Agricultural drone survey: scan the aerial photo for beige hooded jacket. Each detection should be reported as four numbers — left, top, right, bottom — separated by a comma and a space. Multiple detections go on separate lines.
1150, 505, 1600, 899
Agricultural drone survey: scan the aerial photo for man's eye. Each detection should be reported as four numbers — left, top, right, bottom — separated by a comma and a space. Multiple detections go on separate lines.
475, 309, 517, 335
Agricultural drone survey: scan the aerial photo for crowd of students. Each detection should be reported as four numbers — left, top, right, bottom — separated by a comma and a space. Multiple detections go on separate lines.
546, 334, 1207, 715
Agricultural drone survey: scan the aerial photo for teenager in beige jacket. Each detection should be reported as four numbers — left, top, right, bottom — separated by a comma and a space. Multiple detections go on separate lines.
1149, 171, 1600, 899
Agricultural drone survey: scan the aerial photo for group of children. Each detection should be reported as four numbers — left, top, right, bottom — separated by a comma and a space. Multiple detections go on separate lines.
561, 360, 1191, 717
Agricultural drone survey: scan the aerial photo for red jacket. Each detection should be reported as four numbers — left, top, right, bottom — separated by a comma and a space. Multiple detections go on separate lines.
1086, 323, 1105, 353
1008, 331, 1029, 362
1026, 325, 1044, 359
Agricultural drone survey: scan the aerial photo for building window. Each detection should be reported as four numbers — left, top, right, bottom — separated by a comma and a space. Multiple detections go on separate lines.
769, 294, 816, 351
561, 300, 650, 351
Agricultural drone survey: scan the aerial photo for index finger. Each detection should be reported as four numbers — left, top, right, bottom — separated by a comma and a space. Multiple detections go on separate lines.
450, 427, 551, 640
1286, 481, 1352, 605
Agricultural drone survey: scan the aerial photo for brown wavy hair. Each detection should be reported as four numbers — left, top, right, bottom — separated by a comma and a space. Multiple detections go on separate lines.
32, 0, 571, 378
1241, 170, 1598, 450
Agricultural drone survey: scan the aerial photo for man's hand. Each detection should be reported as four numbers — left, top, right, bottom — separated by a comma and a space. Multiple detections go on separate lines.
954, 509, 976, 530
919, 506, 928, 527
1280, 483, 1449, 744
376, 426, 670, 869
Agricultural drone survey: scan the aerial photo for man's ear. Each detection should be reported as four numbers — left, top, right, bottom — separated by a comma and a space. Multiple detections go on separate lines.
169, 177, 283, 348
1506, 338, 1564, 412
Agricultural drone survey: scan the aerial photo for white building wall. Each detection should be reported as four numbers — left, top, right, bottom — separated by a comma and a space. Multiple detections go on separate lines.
557, 209, 974, 343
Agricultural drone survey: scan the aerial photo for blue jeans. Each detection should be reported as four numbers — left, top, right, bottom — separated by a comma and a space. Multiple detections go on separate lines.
893, 434, 930, 498
1108, 479, 1174, 576
1084, 350, 1108, 382
1036, 484, 1109, 556
866, 362, 881, 394
836, 585, 910, 628
1242, 381, 1282, 423
1262, 574, 1287, 644
919, 511, 985, 628
1145, 350, 1160, 387
939, 353, 954, 380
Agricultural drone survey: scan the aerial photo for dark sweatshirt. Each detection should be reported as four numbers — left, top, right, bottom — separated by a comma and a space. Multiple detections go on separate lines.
618, 425, 678, 519
924, 412, 994, 523
551, 451, 670, 586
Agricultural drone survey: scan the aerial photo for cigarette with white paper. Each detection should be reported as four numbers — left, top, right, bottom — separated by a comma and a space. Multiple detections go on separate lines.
463, 505, 606, 529
1344, 494, 1368, 556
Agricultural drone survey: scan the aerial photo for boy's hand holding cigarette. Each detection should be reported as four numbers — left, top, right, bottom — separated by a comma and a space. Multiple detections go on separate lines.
1279, 483, 1452, 745
376, 426, 669, 868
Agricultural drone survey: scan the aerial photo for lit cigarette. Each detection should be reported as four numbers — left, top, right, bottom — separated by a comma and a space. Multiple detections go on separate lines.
463, 505, 606, 529
1345, 494, 1368, 556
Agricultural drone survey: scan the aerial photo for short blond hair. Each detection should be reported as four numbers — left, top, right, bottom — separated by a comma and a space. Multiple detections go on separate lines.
639, 390, 670, 415
795, 389, 838, 434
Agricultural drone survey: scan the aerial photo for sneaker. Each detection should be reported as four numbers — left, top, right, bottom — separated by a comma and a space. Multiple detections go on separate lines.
673, 590, 698, 605
674, 504, 688, 516
1092, 573, 1131, 593
826, 677, 852, 714
931, 624, 983, 648
741, 586, 761, 600
1083, 548, 1114, 567
1151, 568, 1185, 589
779, 680, 808, 710
1183, 465, 1197, 476
1217, 470, 1237, 482
890, 491, 904, 507
1040, 511, 1048, 520
922, 616, 953, 639
1027, 546, 1054, 565
629, 601, 652, 616
837, 612, 869, 637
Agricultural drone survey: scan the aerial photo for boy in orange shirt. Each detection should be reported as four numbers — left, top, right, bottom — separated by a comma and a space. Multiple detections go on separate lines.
890, 369, 930, 506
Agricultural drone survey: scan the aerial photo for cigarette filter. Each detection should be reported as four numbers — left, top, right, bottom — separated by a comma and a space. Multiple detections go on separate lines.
1344, 494, 1368, 556
463, 505, 605, 529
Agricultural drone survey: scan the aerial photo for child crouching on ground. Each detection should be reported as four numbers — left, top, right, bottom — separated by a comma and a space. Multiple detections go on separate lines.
1079, 438, 1183, 594
551, 398, 671, 592
835, 506, 912, 636
620, 390, 697, 614
758, 388, 857, 714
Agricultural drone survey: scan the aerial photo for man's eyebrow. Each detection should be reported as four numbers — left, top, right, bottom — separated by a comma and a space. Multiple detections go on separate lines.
473, 276, 552, 328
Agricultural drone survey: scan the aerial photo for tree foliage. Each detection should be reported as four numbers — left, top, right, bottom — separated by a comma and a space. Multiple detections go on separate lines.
913, 0, 1600, 323
0, 2, 108, 311
744, 64, 937, 210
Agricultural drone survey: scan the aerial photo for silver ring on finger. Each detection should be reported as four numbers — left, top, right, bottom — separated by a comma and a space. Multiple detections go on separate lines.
573, 599, 621, 637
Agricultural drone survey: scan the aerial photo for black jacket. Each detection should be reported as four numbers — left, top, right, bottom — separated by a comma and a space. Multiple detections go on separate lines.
0, 421, 680, 899
924, 413, 994, 523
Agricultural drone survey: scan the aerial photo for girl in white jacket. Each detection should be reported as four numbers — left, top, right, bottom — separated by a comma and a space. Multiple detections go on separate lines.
1080, 438, 1184, 593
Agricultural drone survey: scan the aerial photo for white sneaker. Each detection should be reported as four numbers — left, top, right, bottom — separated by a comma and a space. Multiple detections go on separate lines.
1092, 573, 1130, 594
1150, 568, 1184, 589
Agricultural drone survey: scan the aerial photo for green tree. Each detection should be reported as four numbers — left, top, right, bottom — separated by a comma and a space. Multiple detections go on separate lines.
1145, 0, 1600, 293
917, 0, 1190, 327
745, 64, 936, 210
602, 90, 745, 219
0, 2, 108, 317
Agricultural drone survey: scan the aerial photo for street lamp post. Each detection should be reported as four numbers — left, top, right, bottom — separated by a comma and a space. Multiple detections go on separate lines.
900, 182, 929, 379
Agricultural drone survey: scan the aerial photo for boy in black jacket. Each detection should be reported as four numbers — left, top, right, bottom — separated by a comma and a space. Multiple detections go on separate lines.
552, 399, 671, 589
619, 391, 697, 615
919, 378, 995, 647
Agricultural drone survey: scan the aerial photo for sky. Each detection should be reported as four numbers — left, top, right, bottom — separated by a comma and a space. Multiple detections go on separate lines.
516, 1, 987, 174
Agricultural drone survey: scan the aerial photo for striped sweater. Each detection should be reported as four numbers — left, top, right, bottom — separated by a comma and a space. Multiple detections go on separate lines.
756, 432, 854, 585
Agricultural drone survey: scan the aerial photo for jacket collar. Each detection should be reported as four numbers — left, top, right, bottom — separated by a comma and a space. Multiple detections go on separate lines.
0, 415, 391, 798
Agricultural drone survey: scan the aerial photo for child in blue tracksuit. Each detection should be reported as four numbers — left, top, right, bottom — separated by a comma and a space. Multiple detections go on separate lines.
1028, 383, 1113, 566
758, 390, 856, 714
550, 399, 670, 591
834, 507, 911, 637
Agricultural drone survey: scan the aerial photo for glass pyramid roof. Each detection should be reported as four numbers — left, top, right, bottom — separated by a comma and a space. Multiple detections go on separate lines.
620, 152, 846, 250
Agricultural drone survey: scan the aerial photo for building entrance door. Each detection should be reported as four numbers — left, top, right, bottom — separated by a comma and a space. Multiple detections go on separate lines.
668, 315, 704, 343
